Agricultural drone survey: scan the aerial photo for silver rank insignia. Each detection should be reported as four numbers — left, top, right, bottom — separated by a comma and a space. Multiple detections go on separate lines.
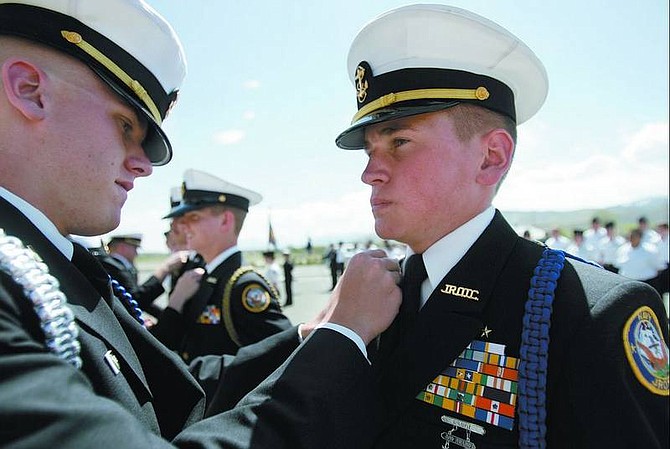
441, 415, 485, 449
104, 350, 121, 375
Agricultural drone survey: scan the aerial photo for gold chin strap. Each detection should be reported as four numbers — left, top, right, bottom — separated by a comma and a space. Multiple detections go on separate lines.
352, 86, 490, 124
61, 30, 162, 125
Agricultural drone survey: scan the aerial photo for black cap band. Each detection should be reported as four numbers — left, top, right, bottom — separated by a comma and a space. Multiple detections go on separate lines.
0, 4, 176, 120
354, 62, 516, 123
183, 189, 251, 212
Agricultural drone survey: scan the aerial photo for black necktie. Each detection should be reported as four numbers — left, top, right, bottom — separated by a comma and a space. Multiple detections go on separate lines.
401, 253, 427, 324
371, 253, 428, 365
71, 242, 113, 303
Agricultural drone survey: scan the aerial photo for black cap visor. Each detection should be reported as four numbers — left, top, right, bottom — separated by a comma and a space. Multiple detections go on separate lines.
92, 67, 172, 166
163, 203, 205, 219
335, 100, 461, 150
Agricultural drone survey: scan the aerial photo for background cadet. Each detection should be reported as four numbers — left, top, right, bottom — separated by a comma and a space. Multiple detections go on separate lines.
323, 243, 339, 291
334, 4, 668, 448
565, 228, 598, 263
544, 227, 571, 251
153, 169, 293, 361
598, 220, 626, 273
582, 216, 606, 248
97, 233, 187, 319
262, 250, 282, 296
0, 1, 402, 447
615, 228, 666, 294
282, 250, 294, 306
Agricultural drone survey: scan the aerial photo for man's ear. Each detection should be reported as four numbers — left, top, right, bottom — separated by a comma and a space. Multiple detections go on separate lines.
1, 58, 47, 120
476, 129, 515, 186
219, 209, 234, 232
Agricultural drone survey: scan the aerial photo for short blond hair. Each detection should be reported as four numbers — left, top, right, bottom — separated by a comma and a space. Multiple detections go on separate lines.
446, 103, 517, 144
209, 205, 247, 235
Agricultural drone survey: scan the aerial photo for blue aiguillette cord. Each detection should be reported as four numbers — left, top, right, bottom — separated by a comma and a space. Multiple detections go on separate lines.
109, 277, 145, 326
518, 248, 600, 449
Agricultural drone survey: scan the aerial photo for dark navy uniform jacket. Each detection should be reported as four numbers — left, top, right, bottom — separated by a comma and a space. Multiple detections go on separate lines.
0, 197, 377, 448
372, 211, 669, 449
152, 251, 292, 362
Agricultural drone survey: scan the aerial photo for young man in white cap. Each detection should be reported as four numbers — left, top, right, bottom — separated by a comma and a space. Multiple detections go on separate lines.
155, 169, 292, 361
0, 1, 402, 447
336, 4, 668, 448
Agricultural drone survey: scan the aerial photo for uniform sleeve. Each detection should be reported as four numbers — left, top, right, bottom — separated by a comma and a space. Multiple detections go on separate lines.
230, 276, 293, 347
553, 280, 669, 448
149, 307, 186, 350
174, 328, 378, 449
132, 275, 166, 309
1, 280, 377, 449
189, 326, 302, 415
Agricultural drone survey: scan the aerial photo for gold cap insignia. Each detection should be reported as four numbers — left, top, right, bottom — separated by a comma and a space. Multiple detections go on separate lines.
355, 65, 369, 103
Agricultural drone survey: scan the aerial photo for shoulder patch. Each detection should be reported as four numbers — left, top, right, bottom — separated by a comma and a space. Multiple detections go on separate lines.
622, 306, 669, 396
241, 283, 271, 313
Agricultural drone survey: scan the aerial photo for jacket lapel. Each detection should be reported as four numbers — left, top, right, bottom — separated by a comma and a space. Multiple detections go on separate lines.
182, 252, 240, 323
377, 211, 520, 424
0, 198, 151, 398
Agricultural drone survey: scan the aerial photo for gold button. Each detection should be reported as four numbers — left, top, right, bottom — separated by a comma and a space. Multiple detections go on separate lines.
61, 31, 82, 44
475, 87, 490, 101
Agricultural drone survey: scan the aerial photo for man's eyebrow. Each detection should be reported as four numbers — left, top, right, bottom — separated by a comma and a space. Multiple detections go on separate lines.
379, 123, 412, 135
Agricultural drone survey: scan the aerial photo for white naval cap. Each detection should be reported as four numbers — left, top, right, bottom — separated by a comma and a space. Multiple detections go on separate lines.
165, 169, 263, 218
108, 233, 143, 247
335, 4, 548, 149
0, 0, 187, 165
169, 186, 183, 208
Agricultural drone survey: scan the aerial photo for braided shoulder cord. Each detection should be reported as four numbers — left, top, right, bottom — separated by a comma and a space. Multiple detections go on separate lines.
221, 266, 255, 348
518, 248, 565, 449
0, 229, 82, 368
109, 277, 145, 326
518, 248, 600, 448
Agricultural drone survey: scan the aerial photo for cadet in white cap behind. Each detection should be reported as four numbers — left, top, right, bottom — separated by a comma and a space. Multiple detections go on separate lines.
0, 1, 403, 447
335, 4, 668, 448
154, 169, 293, 361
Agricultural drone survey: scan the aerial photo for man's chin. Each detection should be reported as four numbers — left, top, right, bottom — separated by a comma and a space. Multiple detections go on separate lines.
374, 221, 395, 241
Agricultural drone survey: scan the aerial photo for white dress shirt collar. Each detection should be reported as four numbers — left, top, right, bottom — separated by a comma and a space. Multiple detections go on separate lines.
205, 245, 239, 273
406, 206, 495, 308
0, 187, 74, 260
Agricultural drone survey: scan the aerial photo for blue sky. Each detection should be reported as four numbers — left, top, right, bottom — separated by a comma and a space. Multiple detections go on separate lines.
111, 0, 669, 252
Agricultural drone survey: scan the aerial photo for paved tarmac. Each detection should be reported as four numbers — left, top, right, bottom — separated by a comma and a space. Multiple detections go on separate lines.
275, 264, 334, 325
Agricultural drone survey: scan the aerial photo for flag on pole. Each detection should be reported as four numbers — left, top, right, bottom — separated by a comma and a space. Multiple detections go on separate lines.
268, 217, 277, 248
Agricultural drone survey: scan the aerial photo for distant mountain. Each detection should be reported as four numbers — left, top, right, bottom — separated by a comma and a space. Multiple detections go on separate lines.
502, 196, 669, 237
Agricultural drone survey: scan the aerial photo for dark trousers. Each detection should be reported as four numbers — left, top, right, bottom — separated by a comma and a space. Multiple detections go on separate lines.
654, 266, 669, 296
284, 280, 293, 305
330, 264, 338, 290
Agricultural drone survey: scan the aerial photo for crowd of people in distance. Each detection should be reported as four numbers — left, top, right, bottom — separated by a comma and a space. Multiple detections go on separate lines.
327, 215, 669, 300
522, 216, 669, 297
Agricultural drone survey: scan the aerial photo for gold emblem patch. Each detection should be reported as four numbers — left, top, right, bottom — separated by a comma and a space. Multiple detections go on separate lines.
242, 284, 271, 313
623, 306, 669, 395
355, 65, 369, 103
